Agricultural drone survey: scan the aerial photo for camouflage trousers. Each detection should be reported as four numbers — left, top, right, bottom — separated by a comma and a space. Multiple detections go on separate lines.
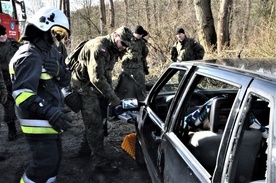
80, 89, 109, 166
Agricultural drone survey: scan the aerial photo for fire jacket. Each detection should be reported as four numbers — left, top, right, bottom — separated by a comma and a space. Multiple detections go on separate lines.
9, 43, 71, 135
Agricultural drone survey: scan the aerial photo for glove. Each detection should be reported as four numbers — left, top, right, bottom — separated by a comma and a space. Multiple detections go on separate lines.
0, 92, 7, 104
48, 108, 72, 132
0, 82, 7, 104
44, 58, 65, 77
114, 105, 123, 116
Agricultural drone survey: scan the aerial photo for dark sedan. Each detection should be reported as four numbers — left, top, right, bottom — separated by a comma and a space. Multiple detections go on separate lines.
129, 58, 276, 183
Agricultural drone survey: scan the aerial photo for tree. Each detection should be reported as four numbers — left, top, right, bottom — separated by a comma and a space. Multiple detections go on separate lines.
217, 0, 233, 53
99, 0, 107, 35
109, 0, 115, 28
193, 0, 217, 52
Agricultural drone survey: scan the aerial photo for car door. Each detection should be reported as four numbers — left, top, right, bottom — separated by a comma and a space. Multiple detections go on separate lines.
219, 78, 276, 183
137, 65, 192, 183
159, 66, 253, 183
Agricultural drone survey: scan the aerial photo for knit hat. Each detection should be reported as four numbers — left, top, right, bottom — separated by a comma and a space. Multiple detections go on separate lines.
115, 26, 133, 47
0, 24, 6, 35
143, 30, 148, 37
134, 25, 146, 35
175, 27, 185, 35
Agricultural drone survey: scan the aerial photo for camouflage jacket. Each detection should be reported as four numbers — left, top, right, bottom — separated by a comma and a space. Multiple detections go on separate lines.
170, 37, 205, 62
0, 38, 20, 89
121, 37, 149, 69
73, 34, 121, 104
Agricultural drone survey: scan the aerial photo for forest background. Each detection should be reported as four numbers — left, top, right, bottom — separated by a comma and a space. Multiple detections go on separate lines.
26, 0, 275, 83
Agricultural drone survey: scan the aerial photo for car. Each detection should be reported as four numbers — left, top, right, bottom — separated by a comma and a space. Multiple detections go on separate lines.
122, 58, 276, 183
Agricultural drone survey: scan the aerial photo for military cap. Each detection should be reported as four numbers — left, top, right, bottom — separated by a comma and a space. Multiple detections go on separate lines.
175, 27, 185, 35
0, 24, 6, 35
115, 26, 133, 47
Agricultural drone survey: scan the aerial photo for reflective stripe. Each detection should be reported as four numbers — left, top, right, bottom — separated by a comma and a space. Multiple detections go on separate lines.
46, 176, 57, 183
13, 88, 34, 99
19, 119, 58, 134
41, 73, 53, 80
15, 91, 35, 106
20, 174, 57, 183
21, 173, 35, 183
20, 119, 52, 127
9, 66, 15, 74
21, 126, 58, 134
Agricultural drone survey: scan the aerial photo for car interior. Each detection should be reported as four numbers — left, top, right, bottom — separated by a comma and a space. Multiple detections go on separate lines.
164, 75, 271, 182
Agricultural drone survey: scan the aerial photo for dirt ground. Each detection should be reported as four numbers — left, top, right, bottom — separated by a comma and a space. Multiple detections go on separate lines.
0, 106, 151, 183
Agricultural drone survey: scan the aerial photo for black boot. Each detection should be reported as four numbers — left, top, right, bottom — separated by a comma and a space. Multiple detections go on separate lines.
7, 121, 17, 141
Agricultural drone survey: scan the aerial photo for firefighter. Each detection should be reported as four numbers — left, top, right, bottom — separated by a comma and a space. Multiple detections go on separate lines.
0, 24, 20, 141
9, 7, 72, 182
0, 68, 8, 161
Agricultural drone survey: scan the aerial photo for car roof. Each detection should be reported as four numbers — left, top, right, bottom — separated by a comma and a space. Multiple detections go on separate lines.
171, 58, 276, 82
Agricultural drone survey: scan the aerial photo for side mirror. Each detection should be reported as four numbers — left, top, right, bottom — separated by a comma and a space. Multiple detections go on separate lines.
122, 98, 139, 110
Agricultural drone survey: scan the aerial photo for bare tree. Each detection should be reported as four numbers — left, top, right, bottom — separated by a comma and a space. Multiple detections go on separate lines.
217, 0, 233, 53
109, 0, 115, 28
242, 0, 251, 45
194, 0, 217, 52
99, 0, 107, 35
124, 0, 129, 25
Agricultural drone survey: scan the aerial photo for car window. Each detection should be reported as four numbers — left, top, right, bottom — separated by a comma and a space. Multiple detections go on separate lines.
149, 69, 186, 122
173, 73, 239, 175
225, 93, 271, 183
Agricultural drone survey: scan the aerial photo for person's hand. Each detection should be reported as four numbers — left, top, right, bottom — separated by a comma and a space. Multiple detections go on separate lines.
0, 85, 8, 104
44, 58, 65, 77
48, 108, 72, 132
0, 93, 7, 104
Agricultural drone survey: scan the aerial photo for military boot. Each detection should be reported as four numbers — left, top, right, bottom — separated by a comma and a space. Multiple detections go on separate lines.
7, 121, 17, 141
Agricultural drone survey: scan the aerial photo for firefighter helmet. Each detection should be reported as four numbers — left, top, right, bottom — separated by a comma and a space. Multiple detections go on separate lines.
27, 7, 69, 33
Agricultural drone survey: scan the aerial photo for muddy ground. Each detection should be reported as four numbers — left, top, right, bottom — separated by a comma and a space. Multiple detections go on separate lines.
0, 106, 151, 183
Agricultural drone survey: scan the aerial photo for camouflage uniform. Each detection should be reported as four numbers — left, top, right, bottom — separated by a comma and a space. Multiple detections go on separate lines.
115, 37, 149, 101
0, 37, 20, 140
170, 37, 205, 62
70, 26, 133, 168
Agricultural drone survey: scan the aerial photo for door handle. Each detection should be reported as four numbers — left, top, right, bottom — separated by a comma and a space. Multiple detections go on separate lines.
151, 131, 161, 143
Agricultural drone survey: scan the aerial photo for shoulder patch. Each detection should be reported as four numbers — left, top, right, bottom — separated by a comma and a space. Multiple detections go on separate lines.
100, 48, 106, 53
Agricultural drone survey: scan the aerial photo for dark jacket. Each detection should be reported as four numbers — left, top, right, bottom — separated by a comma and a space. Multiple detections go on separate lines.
171, 37, 205, 62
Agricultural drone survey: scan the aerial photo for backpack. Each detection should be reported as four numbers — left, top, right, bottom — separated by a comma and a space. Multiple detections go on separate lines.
65, 40, 88, 71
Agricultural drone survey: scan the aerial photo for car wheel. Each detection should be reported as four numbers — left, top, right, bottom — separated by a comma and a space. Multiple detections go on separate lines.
135, 135, 146, 167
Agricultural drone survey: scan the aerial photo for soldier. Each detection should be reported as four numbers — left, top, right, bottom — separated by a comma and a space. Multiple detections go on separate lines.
70, 26, 133, 173
170, 27, 205, 81
9, 7, 72, 182
0, 68, 8, 161
170, 27, 205, 62
115, 25, 149, 101
0, 24, 20, 141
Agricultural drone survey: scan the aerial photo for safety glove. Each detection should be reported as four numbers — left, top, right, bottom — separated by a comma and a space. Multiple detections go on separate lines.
48, 108, 72, 132
44, 58, 65, 77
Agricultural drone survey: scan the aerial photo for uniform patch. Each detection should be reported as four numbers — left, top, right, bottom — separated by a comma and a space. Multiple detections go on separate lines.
100, 48, 106, 53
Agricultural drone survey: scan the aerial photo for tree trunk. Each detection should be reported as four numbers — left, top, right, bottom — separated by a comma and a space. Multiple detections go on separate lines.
109, 0, 115, 29
193, 0, 217, 52
99, 0, 107, 35
217, 0, 233, 53
124, 0, 129, 26
145, 0, 151, 29
242, 0, 251, 45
